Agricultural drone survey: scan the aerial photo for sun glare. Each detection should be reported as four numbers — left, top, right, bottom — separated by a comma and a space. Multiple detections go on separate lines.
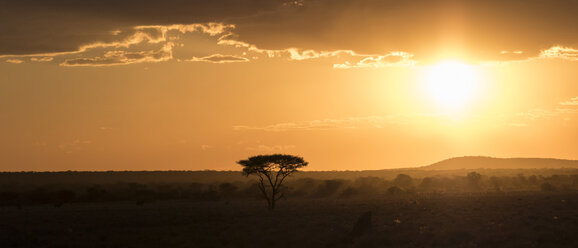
422, 61, 480, 113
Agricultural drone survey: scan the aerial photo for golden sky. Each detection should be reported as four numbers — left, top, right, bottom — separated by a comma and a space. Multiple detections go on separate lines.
1, 0, 578, 171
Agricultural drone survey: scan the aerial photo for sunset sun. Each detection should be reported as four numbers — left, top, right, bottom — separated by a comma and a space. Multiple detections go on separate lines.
423, 61, 480, 112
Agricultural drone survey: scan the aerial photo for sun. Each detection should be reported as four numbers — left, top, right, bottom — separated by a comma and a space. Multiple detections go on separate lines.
422, 61, 480, 113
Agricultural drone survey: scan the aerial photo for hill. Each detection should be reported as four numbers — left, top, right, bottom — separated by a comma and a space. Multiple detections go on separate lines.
421, 156, 578, 170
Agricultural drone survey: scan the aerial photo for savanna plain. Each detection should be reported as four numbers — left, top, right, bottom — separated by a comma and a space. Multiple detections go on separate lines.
2, 158, 578, 248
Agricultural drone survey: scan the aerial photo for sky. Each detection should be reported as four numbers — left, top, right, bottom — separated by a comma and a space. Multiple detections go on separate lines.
1, 0, 578, 171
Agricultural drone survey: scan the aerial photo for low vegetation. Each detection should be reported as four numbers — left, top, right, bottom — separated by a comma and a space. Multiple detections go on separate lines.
1, 169, 577, 208
1, 166, 578, 247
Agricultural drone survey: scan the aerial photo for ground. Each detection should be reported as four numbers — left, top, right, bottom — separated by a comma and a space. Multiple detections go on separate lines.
1, 192, 577, 248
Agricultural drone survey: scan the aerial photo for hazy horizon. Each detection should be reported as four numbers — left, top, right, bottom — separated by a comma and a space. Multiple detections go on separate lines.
1, 0, 578, 171
1, 155, 578, 173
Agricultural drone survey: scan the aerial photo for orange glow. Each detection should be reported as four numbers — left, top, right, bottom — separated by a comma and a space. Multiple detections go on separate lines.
421, 61, 481, 114
1, 1, 578, 171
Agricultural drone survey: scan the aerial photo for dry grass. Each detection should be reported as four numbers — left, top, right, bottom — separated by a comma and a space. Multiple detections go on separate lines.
1, 191, 577, 247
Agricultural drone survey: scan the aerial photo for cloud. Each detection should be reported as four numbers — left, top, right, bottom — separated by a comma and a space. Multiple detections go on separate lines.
333, 52, 416, 69
282, 0, 304, 7
235, 113, 546, 132
32, 141, 47, 147
491, 51, 528, 62
235, 109, 578, 133
215, 38, 416, 67
284, 48, 416, 68
559, 97, 578, 106
233, 0, 578, 63
30, 57, 54, 62
517, 108, 578, 121
480, 45, 578, 66
0, 24, 168, 59
246, 144, 296, 152
4, 1, 578, 68
0, 20, 418, 68
285, 48, 353, 60
539, 46, 578, 61
200, 144, 214, 151
60, 43, 173, 67
508, 99, 578, 126
479, 45, 578, 66
217, 38, 283, 57
188, 54, 249, 63
233, 115, 420, 132
58, 139, 91, 154
5, 59, 24, 64
4, 0, 578, 64
1, 23, 233, 67
0, 1, 284, 56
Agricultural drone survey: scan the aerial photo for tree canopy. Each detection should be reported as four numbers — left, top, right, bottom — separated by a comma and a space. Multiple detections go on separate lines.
237, 154, 308, 209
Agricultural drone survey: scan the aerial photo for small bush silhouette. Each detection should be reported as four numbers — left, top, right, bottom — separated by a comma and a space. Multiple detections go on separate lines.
387, 186, 404, 195
467, 171, 482, 190
54, 190, 76, 208
340, 186, 360, 198
218, 182, 238, 200
350, 211, 372, 237
540, 182, 556, 192
313, 180, 345, 198
394, 174, 413, 188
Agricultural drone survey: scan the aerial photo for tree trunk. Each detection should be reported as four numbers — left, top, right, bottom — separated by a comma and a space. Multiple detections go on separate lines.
265, 197, 272, 210
269, 191, 276, 210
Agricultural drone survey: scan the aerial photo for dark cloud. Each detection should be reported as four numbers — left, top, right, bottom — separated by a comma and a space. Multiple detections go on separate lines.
2, 0, 578, 62
233, 0, 578, 62
0, 0, 285, 55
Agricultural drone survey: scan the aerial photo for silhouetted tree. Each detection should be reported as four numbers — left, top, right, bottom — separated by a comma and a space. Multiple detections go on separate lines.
355, 176, 384, 193
54, 190, 76, 207
419, 177, 435, 192
540, 182, 556, 192
285, 177, 316, 197
467, 172, 482, 190
339, 186, 360, 198
86, 185, 107, 202
218, 182, 238, 201
490, 176, 503, 192
386, 186, 404, 195
313, 179, 345, 198
237, 154, 308, 209
394, 174, 413, 189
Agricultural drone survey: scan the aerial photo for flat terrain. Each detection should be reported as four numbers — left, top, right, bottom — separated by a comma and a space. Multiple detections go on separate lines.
2, 192, 577, 248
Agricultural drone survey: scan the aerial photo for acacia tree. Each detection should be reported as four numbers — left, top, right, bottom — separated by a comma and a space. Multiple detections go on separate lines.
237, 154, 308, 209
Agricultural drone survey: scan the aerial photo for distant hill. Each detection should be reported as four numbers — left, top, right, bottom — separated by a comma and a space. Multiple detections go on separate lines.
421, 156, 578, 170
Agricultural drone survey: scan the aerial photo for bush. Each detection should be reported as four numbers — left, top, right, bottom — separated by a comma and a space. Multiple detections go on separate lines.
540, 182, 556, 192
386, 186, 404, 195
339, 186, 360, 198
312, 180, 345, 198
394, 174, 413, 188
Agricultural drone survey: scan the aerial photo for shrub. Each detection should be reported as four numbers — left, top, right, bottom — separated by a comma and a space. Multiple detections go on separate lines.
540, 182, 556, 192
